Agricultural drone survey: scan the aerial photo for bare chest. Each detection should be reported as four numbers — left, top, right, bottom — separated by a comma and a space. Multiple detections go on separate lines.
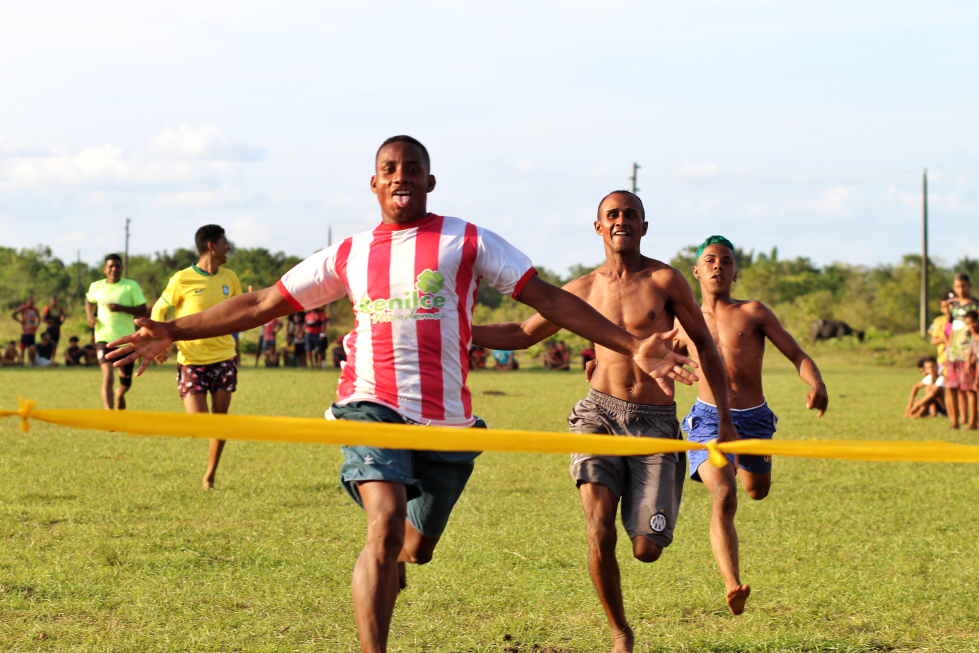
587, 278, 673, 335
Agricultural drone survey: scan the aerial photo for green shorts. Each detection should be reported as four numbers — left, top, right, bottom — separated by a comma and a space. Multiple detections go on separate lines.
334, 401, 485, 538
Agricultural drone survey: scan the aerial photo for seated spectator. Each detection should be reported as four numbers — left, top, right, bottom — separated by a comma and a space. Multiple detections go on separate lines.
469, 345, 488, 370
905, 356, 946, 418
64, 336, 92, 366
542, 341, 570, 370
264, 341, 280, 367
282, 333, 298, 367
34, 332, 59, 367
333, 341, 347, 368
493, 349, 518, 370
580, 341, 596, 370
2, 341, 23, 367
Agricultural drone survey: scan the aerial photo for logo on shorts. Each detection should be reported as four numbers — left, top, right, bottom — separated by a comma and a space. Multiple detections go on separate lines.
764, 455, 772, 462
222, 285, 229, 296
650, 513, 667, 533
649, 512, 666, 533
363, 453, 375, 465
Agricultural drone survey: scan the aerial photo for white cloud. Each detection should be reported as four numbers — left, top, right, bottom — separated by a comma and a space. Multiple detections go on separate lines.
517, 159, 531, 172
146, 125, 265, 162
592, 166, 608, 179
228, 216, 271, 248
675, 161, 719, 179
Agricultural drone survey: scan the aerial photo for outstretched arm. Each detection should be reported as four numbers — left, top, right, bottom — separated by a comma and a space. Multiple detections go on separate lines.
471, 277, 590, 350
669, 272, 739, 442
515, 275, 699, 394
107, 285, 293, 376
762, 305, 828, 417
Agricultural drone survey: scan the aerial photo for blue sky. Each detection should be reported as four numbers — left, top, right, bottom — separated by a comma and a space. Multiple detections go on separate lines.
1, 1, 977, 275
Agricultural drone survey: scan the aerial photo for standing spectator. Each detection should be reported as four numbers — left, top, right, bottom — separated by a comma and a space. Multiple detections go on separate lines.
10, 296, 41, 365
929, 293, 952, 373
86, 255, 148, 409
304, 305, 328, 367
581, 341, 596, 369
42, 296, 67, 360
33, 332, 59, 367
260, 317, 283, 365
332, 337, 347, 368
151, 224, 243, 489
317, 332, 329, 368
944, 274, 978, 429
290, 311, 307, 367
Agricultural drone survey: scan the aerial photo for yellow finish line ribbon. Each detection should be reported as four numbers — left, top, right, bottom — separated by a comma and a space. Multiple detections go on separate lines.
5, 397, 979, 466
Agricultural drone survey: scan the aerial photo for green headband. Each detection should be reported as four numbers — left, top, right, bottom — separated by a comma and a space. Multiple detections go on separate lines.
696, 235, 736, 262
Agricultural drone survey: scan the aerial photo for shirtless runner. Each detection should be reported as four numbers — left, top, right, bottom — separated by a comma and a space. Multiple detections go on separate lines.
673, 235, 828, 615
472, 190, 737, 653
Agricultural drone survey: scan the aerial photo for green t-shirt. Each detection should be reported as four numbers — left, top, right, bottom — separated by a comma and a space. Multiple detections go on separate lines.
86, 278, 147, 344
947, 299, 978, 362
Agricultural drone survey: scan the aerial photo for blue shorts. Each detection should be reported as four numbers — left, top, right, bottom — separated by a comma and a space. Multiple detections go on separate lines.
682, 399, 778, 482
306, 333, 323, 354
334, 401, 484, 538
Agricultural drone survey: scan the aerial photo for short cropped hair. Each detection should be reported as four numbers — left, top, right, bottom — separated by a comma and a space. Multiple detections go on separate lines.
376, 135, 430, 167
955, 273, 971, 284
195, 224, 226, 255
105, 253, 122, 264
965, 310, 979, 321
597, 190, 645, 220
917, 356, 937, 368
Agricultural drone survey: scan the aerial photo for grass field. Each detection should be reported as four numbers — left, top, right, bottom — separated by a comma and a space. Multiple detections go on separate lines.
2, 355, 979, 652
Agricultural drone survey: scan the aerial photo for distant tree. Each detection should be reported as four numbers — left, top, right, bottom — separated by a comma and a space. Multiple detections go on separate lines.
954, 256, 979, 283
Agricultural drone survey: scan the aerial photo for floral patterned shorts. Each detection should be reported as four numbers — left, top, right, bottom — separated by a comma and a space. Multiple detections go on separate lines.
176, 358, 238, 399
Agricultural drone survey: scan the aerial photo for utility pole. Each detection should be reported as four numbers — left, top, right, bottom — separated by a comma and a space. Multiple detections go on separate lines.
920, 169, 928, 338
124, 217, 131, 278
76, 249, 83, 300
327, 227, 333, 319
629, 163, 640, 194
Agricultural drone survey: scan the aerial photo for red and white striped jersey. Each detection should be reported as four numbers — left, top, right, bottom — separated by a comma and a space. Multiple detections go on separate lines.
277, 214, 536, 427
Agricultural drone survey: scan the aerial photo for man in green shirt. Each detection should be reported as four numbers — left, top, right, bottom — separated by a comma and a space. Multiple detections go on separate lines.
86, 254, 149, 410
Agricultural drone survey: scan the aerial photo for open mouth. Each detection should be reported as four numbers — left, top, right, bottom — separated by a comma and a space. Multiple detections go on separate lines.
612, 230, 630, 237
393, 189, 411, 208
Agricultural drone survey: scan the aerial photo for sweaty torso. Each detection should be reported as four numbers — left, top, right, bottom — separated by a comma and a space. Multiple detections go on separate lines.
681, 300, 767, 409
572, 259, 678, 405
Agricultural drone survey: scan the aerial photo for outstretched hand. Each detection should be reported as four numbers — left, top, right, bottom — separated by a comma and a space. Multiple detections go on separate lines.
632, 327, 700, 396
807, 383, 828, 417
106, 318, 173, 377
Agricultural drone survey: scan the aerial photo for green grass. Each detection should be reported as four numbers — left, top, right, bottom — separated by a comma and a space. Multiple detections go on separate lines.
2, 356, 979, 652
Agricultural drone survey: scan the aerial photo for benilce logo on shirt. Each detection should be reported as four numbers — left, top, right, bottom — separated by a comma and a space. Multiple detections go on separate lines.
357, 269, 449, 324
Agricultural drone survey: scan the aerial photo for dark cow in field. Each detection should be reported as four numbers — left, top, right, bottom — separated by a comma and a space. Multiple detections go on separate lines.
811, 319, 865, 343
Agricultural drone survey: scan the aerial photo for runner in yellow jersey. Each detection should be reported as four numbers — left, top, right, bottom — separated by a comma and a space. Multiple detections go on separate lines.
152, 225, 243, 489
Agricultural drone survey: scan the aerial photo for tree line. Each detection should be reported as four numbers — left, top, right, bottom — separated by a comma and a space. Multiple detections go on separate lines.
2, 244, 977, 341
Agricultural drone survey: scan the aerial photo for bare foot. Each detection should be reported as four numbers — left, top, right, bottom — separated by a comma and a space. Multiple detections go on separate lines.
726, 584, 751, 615
398, 561, 407, 592
950, 423, 960, 429
969, 424, 978, 431
202, 477, 215, 490
117, 394, 126, 410
610, 626, 634, 653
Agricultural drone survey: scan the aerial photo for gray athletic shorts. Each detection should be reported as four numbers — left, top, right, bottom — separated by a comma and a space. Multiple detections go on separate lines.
569, 388, 685, 548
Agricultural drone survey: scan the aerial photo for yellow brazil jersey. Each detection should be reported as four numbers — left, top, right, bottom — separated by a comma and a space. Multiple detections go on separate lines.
152, 265, 243, 365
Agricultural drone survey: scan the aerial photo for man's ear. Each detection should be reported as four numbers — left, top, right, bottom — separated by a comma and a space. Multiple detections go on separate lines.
594, 221, 602, 236
427, 175, 436, 193
370, 175, 379, 195
641, 221, 648, 237
692, 266, 700, 280
733, 270, 739, 283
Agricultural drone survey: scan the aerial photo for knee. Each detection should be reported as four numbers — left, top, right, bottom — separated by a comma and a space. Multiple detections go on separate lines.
712, 486, 738, 514
402, 548, 433, 565
366, 512, 406, 559
746, 486, 769, 501
632, 539, 662, 563
586, 523, 616, 555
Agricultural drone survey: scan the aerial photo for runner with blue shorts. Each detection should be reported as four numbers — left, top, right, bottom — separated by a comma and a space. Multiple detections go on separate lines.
674, 235, 828, 616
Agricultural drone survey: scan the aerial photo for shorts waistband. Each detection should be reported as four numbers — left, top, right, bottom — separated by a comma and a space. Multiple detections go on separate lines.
587, 388, 676, 418
694, 397, 768, 412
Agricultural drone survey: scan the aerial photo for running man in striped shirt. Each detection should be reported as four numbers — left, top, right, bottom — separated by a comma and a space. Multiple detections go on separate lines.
107, 136, 698, 653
